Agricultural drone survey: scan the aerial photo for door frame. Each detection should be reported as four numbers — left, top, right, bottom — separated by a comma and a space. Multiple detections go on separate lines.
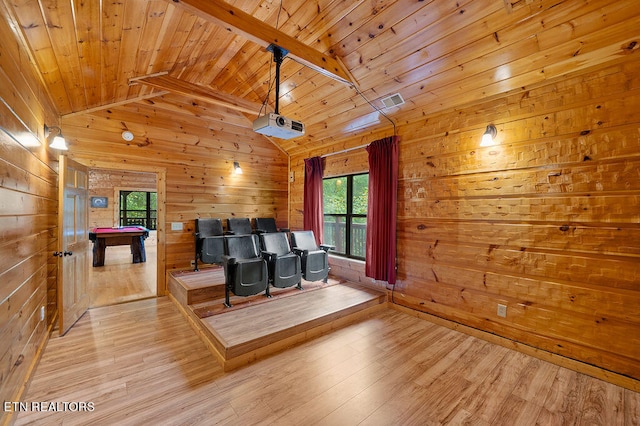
76, 160, 167, 296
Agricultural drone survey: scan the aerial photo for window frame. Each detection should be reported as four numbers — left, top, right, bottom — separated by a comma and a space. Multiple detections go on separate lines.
119, 190, 157, 230
323, 172, 368, 260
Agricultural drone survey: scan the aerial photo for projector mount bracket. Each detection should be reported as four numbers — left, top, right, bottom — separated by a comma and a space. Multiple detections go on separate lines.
266, 44, 289, 115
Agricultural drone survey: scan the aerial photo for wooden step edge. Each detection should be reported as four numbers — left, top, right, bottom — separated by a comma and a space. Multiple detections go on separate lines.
222, 302, 388, 372
225, 295, 385, 359
167, 293, 227, 367
167, 273, 186, 305
169, 284, 387, 372
167, 267, 225, 290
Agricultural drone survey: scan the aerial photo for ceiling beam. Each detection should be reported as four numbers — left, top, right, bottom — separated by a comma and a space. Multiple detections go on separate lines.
170, 0, 355, 86
131, 74, 265, 116
61, 90, 170, 118
129, 73, 289, 156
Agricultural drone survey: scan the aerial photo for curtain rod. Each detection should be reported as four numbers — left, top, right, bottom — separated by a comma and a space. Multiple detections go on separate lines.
320, 142, 369, 158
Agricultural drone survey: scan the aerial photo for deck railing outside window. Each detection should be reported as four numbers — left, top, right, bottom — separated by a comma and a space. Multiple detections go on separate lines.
121, 216, 157, 229
323, 220, 366, 258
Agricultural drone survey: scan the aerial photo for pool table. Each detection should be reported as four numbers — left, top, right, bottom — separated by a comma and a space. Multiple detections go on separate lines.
89, 226, 149, 267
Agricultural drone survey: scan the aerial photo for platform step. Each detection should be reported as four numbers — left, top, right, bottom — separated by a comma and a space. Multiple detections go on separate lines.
199, 283, 387, 370
167, 267, 225, 305
168, 269, 388, 371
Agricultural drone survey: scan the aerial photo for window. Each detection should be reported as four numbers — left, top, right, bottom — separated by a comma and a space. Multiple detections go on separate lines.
119, 191, 157, 230
323, 173, 368, 259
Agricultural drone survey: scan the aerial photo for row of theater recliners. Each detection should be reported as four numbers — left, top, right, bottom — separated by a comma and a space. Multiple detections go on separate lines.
194, 218, 334, 307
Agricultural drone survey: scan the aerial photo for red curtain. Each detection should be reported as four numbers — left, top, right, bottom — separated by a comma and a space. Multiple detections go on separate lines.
303, 156, 324, 245
365, 136, 399, 284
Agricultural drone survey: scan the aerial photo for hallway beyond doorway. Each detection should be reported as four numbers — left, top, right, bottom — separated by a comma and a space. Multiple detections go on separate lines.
88, 230, 157, 307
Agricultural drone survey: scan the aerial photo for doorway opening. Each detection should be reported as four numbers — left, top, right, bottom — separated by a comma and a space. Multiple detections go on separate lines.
87, 169, 159, 308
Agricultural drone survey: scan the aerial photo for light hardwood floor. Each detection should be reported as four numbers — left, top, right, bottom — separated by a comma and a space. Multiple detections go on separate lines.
15, 297, 640, 425
88, 232, 157, 308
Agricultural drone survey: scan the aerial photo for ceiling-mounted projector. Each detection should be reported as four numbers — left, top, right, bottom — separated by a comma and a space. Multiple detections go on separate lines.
253, 113, 305, 139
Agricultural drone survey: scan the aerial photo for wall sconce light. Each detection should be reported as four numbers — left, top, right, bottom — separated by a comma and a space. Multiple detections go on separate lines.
233, 161, 243, 175
480, 124, 497, 147
44, 124, 68, 150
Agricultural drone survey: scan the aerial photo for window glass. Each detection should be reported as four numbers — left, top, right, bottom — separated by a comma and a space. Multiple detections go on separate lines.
350, 217, 367, 258
323, 177, 347, 214
323, 216, 346, 255
352, 174, 368, 215
323, 173, 368, 259
120, 191, 157, 230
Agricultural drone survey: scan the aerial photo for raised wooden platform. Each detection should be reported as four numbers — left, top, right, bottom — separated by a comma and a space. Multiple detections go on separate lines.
167, 266, 226, 306
168, 268, 387, 370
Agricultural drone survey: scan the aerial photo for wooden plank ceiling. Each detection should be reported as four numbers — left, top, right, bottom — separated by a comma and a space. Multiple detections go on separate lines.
3, 0, 639, 155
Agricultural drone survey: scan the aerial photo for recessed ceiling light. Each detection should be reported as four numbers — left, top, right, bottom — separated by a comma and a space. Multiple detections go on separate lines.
121, 131, 134, 141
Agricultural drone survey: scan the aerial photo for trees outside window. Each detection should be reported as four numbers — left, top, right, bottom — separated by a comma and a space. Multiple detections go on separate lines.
323, 173, 368, 259
120, 191, 157, 230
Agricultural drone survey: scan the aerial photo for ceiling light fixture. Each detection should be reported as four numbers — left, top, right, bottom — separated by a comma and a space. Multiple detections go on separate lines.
44, 124, 68, 150
233, 161, 243, 175
122, 130, 134, 141
480, 124, 497, 146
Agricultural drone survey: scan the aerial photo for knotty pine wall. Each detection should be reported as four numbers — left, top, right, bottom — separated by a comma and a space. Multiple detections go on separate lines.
289, 60, 640, 384
0, 2, 60, 420
62, 97, 290, 273
88, 169, 157, 229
